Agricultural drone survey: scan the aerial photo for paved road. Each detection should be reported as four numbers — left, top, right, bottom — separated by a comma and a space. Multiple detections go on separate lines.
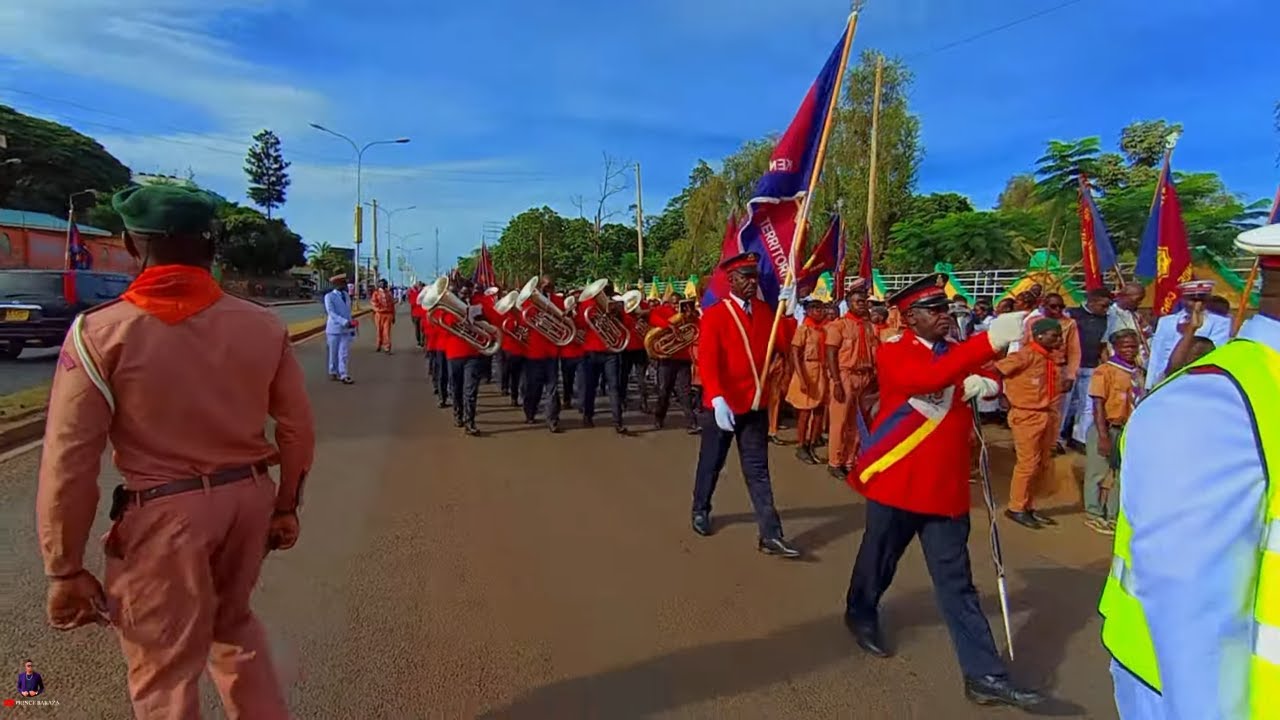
0, 322, 1117, 718
0, 302, 326, 397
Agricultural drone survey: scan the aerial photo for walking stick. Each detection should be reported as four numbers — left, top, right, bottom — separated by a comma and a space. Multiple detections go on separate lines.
969, 399, 1016, 660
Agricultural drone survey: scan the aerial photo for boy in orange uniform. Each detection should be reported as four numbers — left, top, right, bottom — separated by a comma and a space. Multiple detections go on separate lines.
994, 317, 1068, 529
824, 281, 879, 478
1082, 328, 1143, 534
787, 299, 829, 464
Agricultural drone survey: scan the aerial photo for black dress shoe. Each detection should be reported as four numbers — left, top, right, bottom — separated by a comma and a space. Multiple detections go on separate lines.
524, 418, 538, 425
827, 465, 848, 480
454, 419, 465, 428
843, 615, 891, 658
582, 417, 595, 428
465, 425, 480, 436
436, 400, 448, 409
686, 425, 700, 436
795, 446, 819, 465
768, 434, 792, 446
691, 512, 712, 537
1029, 510, 1057, 526
615, 425, 629, 435
653, 419, 665, 431
549, 423, 563, 434
963, 675, 1044, 710
758, 537, 801, 558
1004, 509, 1042, 529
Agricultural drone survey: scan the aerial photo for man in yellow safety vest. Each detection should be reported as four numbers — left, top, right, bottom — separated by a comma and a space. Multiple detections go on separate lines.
1099, 223, 1280, 719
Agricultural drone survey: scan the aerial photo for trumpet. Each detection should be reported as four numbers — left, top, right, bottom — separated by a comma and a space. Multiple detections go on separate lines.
494, 291, 530, 346
419, 276, 503, 356
580, 278, 628, 352
645, 308, 700, 359
516, 276, 575, 346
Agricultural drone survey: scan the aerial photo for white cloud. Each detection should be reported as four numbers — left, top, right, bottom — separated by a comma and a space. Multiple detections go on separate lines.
0, 0, 324, 135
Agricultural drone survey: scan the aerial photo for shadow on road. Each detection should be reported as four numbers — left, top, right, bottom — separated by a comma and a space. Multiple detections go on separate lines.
480, 577, 1090, 719
713, 503, 865, 556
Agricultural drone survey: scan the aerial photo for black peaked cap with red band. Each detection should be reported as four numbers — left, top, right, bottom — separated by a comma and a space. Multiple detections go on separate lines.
719, 252, 760, 274
887, 272, 950, 312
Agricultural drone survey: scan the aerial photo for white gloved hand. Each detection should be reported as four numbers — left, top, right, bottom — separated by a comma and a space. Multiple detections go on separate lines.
711, 396, 735, 432
962, 375, 1000, 402
986, 311, 1028, 351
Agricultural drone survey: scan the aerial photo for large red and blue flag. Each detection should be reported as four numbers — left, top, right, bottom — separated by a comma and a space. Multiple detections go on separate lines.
1078, 174, 1116, 291
796, 214, 841, 299
700, 212, 745, 308
737, 26, 850, 310
1135, 163, 1191, 317
66, 221, 92, 270
472, 241, 496, 288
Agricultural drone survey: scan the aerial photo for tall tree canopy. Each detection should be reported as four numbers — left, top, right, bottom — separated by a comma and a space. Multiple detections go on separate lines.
0, 105, 131, 217
244, 129, 291, 219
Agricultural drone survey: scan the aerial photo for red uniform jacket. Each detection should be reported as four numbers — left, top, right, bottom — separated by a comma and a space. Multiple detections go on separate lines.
856, 329, 996, 517
696, 297, 773, 414
562, 305, 587, 359
622, 313, 645, 351
425, 308, 443, 351
500, 315, 527, 356
441, 306, 482, 361
577, 303, 612, 353
408, 287, 424, 319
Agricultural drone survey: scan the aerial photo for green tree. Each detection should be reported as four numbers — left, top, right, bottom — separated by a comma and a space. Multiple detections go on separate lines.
884, 211, 1034, 272
216, 202, 305, 275
901, 192, 973, 225
244, 129, 291, 219
0, 105, 131, 216
306, 241, 349, 280
995, 174, 1039, 211
1119, 120, 1182, 169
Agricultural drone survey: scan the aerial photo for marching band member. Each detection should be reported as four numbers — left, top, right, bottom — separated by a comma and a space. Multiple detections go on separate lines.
843, 273, 1041, 710
496, 293, 527, 408
578, 281, 628, 434
560, 289, 586, 410
476, 286, 500, 384
824, 280, 879, 479
427, 303, 450, 408
766, 300, 798, 445
691, 252, 800, 559
522, 275, 565, 433
787, 298, 829, 465
620, 289, 651, 413
443, 279, 485, 435
649, 295, 700, 433
409, 280, 426, 348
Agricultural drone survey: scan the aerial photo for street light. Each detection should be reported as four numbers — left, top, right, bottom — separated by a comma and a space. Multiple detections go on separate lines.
309, 122, 410, 302
364, 203, 416, 278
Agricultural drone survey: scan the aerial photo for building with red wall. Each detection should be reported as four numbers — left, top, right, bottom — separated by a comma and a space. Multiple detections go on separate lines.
0, 208, 139, 274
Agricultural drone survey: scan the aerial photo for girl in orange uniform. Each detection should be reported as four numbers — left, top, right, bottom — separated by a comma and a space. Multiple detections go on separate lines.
786, 300, 829, 464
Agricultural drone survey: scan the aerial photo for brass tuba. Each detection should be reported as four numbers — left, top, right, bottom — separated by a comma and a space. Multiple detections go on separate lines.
494, 290, 530, 346
580, 278, 628, 352
645, 301, 700, 359
621, 289, 650, 337
419, 276, 503, 356
516, 276, 575, 347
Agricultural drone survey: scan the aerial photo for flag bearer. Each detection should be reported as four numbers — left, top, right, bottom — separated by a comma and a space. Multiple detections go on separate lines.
1102, 224, 1280, 719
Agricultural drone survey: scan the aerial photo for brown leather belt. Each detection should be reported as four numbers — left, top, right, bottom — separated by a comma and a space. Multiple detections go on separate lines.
109, 463, 267, 521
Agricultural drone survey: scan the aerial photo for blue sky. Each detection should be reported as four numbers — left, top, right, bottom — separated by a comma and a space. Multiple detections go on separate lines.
1, 0, 1276, 281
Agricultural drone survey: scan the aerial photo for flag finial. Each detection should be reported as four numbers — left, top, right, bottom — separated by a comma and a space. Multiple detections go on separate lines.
1164, 130, 1182, 151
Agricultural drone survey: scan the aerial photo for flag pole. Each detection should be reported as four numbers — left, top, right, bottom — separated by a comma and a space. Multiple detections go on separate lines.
1232, 185, 1278, 336
861, 54, 884, 291
755, 6, 860, 409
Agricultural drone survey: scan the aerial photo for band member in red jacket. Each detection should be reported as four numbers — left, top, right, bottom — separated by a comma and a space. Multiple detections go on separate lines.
691, 253, 800, 559
843, 273, 1042, 710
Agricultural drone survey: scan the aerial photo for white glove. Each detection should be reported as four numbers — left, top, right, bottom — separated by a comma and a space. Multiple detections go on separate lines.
986, 311, 1028, 351
711, 396, 735, 432
962, 375, 999, 402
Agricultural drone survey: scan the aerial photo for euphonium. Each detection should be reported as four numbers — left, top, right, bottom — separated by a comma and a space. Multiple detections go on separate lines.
516, 276, 575, 346
419, 276, 503, 356
644, 306, 700, 359
621, 289, 650, 337
494, 290, 530, 346
580, 278, 628, 352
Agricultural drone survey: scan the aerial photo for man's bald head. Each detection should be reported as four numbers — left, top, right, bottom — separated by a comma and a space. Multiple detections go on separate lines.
1117, 282, 1145, 310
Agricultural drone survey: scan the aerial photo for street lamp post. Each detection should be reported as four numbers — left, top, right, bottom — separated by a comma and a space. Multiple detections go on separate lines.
366, 203, 416, 283
390, 232, 423, 285
309, 123, 409, 303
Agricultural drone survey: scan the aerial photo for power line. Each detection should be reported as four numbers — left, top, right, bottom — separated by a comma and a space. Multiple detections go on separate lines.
902, 0, 1091, 60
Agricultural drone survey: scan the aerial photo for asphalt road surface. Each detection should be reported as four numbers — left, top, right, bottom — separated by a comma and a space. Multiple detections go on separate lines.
0, 301, 326, 397
0, 321, 1118, 718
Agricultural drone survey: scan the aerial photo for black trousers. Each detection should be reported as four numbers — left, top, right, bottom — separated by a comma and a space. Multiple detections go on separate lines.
448, 356, 483, 426
522, 357, 562, 425
620, 349, 649, 408
431, 350, 449, 400
479, 354, 493, 383
847, 500, 1006, 679
560, 356, 582, 407
502, 352, 526, 404
654, 359, 695, 427
412, 317, 424, 347
582, 352, 623, 425
691, 409, 783, 540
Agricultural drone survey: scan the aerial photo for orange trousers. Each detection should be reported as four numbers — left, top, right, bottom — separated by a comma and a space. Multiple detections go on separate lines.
1007, 407, 1059, 512
766, 356, 792, 436
827, 369, 874, 468
105, 474, 289, 720
374, 312, 394, 351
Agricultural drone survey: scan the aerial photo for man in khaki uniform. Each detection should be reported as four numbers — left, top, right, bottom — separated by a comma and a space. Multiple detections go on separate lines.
823, 279, 879, 479
36, 184, 315, 720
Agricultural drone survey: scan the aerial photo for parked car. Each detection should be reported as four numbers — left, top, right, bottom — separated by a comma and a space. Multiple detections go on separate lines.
0, 269, 133, 360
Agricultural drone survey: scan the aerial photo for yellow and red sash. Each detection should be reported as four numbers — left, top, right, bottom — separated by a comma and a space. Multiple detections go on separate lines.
851, 385, 954, 487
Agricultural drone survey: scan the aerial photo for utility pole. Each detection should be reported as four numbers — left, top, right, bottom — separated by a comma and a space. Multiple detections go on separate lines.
369, 198, 379, 283
634, 162, 644, 270
434, 227, 440, 277
538, 230, 544, 276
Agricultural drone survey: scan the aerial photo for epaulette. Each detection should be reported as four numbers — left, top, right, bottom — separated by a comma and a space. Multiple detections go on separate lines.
80, 298, 125, 316
884, 333, 903, 343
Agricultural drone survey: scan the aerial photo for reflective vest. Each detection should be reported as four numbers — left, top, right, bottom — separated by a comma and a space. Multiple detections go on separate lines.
1098, 339, 1280, 717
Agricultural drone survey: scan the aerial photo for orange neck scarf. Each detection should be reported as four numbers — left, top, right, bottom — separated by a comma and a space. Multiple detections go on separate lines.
1029, 341, 1059, 398
122, 265, 224, 325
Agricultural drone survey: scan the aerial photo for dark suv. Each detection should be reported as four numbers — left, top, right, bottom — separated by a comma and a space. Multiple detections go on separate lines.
0, 270, 132, 360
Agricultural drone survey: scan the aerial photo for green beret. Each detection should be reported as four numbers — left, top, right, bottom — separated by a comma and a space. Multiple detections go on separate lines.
111, 184, 219, 236
1032, 317, 1061, 335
